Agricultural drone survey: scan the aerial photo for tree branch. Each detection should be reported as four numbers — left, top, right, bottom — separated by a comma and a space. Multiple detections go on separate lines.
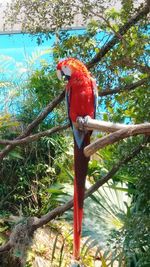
87, 4, 150, 68
99, 77, 149, 97
0, 90, 65, 160
0, 76, 148, 159
75, 117, 133, 132
84, 124, 150, 157
0, 124, 69, 146
76, 118, 150, 133
85, 138, 147, 198
0, 139, 146, 253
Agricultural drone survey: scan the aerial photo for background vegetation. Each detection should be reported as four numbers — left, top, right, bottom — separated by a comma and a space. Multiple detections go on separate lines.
0, 0, 150, 266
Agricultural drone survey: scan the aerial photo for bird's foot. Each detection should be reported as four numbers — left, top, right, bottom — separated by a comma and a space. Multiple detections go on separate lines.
84, 115, 91, 124
76, 116, 91, 131
76, 116, 85, 130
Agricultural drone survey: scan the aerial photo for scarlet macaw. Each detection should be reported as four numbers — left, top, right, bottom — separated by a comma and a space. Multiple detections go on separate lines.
56, 58, 97, 261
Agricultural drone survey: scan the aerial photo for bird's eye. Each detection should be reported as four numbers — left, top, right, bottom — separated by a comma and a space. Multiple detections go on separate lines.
62, 66, 71, 77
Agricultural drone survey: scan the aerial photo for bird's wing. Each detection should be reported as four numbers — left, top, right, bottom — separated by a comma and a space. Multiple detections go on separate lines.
91, 78, 98, 119
66, 86, 85, 149
65, 89, 71, 125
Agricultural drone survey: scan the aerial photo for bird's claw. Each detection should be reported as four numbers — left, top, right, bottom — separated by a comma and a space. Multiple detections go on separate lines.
84, 115, 91, 124
76, 116, 91, 131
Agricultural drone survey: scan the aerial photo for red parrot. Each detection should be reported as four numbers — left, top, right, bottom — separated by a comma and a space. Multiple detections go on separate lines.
56, 58, 97, 261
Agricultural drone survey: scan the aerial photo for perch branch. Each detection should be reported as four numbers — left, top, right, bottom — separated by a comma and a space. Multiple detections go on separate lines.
75, 118, 150, 133
76, 117, 132, 132
0, 139, 147, 253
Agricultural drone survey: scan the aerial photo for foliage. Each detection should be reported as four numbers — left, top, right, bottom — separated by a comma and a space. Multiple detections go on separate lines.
122, 145, 150, 267
0, 113, 19, 132
22, 63, 66, 126
4, 0, 109, 42
0, 0, 150, 266
0, 49, 68, 215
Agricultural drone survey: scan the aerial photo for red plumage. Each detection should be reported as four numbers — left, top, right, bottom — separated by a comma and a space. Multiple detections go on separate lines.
66, 70, 95, 123
57, 58, 97, 261
73, 134, 90, 259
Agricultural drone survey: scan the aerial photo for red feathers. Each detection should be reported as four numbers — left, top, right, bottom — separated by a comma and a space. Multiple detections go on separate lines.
56, 58, 96, 261
57, 58, 95, 123
67, 71, 95, 123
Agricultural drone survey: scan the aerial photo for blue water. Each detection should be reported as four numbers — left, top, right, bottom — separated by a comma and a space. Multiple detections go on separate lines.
0, 33, 55, 62
0, 33, 54, 113
0, 30, 111, 115
0, 29, 88, 62
0, 29, 111, 66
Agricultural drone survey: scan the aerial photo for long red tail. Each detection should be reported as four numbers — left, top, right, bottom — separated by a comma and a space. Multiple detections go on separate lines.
73, 133, 90, 260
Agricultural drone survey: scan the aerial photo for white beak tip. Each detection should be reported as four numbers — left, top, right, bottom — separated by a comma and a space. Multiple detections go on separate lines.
56, 70, 62, 80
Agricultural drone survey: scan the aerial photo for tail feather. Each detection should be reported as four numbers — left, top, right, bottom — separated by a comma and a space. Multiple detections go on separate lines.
73, 133, 90, 260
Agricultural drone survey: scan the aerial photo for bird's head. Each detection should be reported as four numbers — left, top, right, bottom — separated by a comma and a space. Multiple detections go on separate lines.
56, 58, 90, 81
56, 58, 72, 81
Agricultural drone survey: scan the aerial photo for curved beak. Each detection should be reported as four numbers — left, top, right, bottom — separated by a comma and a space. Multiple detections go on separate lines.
56, 69, 63, 80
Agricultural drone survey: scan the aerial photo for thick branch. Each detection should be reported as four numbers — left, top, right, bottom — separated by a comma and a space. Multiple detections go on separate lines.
0, 124, 69, 146
84, 124, 150, 157
76, 118, 150, 133
87, 4, 150, 68
0, 139, 145, 253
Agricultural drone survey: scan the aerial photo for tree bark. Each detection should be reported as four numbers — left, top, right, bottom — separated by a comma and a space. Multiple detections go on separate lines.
84, 124, 150, 157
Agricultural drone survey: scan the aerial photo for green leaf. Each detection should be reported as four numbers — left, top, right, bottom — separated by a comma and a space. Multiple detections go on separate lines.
9, 150, 24, 159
